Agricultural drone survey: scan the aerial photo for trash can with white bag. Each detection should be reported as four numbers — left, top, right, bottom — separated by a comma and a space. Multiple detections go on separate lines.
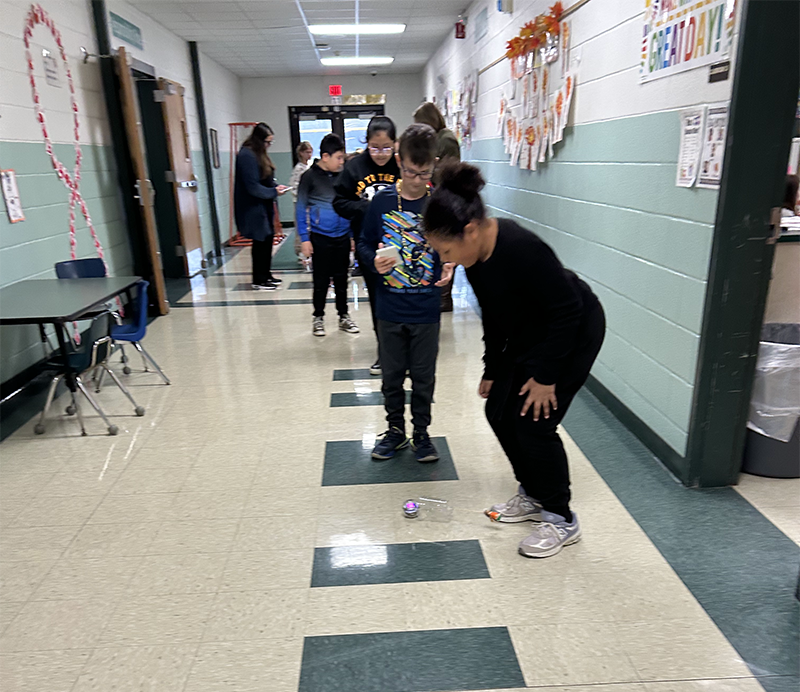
742, 323, 800, 478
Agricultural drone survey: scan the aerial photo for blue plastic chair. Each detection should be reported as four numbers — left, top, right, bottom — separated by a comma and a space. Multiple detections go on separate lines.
111, 280, 170, 385
35, 312, 145, 437
55, 258, 106, 278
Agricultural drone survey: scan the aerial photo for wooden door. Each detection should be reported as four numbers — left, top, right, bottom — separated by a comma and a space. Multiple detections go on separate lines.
114, 47, 169, 314
158, 78, 204, 277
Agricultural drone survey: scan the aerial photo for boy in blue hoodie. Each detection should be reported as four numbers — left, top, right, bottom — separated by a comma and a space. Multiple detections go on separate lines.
358, 124, 454, 462
297, 133, 359, 337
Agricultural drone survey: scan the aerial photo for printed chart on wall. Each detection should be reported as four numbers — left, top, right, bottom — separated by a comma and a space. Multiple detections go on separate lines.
697, 102, 728, 189
641, 0, 737, 83
1, 170, 24, 223
676, 107, 704, 187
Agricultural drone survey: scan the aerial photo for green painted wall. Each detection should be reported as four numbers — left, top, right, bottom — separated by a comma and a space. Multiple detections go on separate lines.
468, 111, 719, 455
0, 141, 132, 384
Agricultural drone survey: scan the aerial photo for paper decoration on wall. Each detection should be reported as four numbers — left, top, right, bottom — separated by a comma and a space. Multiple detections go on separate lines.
23, 3, 122, 340
495, 3, 580, 171
676, 107, 705, 187
640, 0, 738, 83
697, 103, 728, 189
1, 170, 25, 223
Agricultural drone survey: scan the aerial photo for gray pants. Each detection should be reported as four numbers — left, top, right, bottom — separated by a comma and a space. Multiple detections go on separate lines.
378, 320, 440, 431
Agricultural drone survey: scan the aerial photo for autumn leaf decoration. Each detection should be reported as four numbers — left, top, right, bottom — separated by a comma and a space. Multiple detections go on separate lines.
525, 126, 536, 145
505, 2, 564, 59
555, 91, 564, 118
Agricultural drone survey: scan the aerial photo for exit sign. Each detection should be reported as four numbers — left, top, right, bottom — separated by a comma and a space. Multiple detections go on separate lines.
329, 84, 342, 96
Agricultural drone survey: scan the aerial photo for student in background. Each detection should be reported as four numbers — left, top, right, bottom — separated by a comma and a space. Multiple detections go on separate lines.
297, 133, 359, 337
290, 141, 314, 266
422, 162, 606, 559
413, 101, 460, 312
358, 124, 454, 464
334, 116, 400, 376
233, 122, 289, 290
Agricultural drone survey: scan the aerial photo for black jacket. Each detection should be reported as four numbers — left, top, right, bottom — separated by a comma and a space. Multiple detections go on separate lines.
333, 150, 400, 243
234, 147, 277, 242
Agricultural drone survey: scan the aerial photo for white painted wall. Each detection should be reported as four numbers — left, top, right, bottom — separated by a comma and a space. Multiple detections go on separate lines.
105, 0, 242, 157
424, 0, 739, 138
422, 0, 743, 457
1, 0, 109, 146
240, 73, 424, 154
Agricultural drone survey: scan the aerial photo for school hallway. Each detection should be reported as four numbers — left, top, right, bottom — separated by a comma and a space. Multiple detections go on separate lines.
0, 247, 796, 692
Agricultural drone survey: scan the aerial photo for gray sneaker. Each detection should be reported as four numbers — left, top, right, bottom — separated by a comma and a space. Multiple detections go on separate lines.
485, 486, 543, 523
339, 314, 360, 334
313, 317, 325, 337
518, 510, 581, 558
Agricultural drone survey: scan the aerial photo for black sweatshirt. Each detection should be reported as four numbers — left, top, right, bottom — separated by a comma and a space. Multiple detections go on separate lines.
333, 150, 400, 242
465, 218, 600, 386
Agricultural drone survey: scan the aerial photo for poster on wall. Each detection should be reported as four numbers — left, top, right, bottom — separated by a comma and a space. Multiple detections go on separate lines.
676, 107, 705, 187
1, 170, 25, 223
640, 0, 737, 83
697, 103, 729, 189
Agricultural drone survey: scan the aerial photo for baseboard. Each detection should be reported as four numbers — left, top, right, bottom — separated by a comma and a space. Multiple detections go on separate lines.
583, 374, 688, 484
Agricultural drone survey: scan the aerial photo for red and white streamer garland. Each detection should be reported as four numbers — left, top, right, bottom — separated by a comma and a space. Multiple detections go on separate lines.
23, 3, 121, 340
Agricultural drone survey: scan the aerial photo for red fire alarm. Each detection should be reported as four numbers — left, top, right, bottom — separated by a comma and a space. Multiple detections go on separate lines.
329, 84, 342, 97
455, 18, 466, 39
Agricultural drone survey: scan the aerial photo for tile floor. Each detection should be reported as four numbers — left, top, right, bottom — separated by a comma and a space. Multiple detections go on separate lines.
0, 248, 795, 691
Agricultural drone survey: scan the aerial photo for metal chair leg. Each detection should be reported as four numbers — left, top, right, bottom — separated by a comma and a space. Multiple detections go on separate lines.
34, 375, 62, 435
71, 391, 87, 436
95, 366, 107, 393
133, 342, 171, 385
103, 365, 145, 417
75, 377, 118, 435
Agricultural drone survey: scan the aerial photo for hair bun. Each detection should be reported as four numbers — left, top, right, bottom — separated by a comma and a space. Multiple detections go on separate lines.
438, 162, 485, 200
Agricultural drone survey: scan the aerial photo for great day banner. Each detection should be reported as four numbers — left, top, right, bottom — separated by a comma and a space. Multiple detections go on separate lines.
640, 0, 737, 83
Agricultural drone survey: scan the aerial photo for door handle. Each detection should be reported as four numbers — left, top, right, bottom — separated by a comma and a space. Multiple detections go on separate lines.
177, 180, 198, 190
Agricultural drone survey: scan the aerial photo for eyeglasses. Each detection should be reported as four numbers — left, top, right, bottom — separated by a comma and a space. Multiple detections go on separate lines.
401, 164, 433, 181
266, 139, 274, 146
369, 146, 394, 155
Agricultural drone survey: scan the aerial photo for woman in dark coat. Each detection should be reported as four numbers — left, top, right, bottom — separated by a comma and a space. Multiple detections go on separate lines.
234, 122, 289, 290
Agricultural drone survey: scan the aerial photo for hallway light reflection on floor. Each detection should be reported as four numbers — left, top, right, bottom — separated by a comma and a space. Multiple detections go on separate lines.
189, 274, 208, 300
330, 544, 388, 569
362, 429, 378, 449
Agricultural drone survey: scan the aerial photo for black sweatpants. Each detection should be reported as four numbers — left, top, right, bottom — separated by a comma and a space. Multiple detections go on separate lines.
486, 302, 606, 521
360, 251, 380, 359
311, 232, 350, 318
251, 235, 274, 286
378, 320, 440, 431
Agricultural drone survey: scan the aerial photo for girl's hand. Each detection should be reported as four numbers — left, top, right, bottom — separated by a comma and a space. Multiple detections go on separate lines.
302, 241, 313, 258
519, 378, 557, 421
435, 262, 456, 287
276, 185, 290, 196
478, 379, 494, 399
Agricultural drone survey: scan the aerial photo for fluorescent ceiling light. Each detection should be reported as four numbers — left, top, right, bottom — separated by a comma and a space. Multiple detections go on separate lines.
310, 24, 405, 35
321, 56, 394, 66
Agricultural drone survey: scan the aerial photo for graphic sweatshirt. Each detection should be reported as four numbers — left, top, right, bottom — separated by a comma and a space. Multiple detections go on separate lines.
358, 186, 441, 324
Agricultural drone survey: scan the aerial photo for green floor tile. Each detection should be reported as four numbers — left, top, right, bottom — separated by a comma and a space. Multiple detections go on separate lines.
298, 627, 525, 692
322, 438, 457, 485
289, 281, 313, 289
333, 368, 375, 381
330, 391, 412, 407
563, 389, 800, 686
311, 540, 489, 587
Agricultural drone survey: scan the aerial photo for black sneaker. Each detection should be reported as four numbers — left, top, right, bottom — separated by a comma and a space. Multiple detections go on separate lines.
371, 427, 409, 460
268, 276, 283, 284
411, 430, 439, 463
252, 283, 277, 291
369, 359, 381, 376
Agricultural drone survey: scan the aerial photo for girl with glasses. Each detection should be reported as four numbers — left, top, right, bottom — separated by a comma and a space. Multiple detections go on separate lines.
333, 116, 401, 376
